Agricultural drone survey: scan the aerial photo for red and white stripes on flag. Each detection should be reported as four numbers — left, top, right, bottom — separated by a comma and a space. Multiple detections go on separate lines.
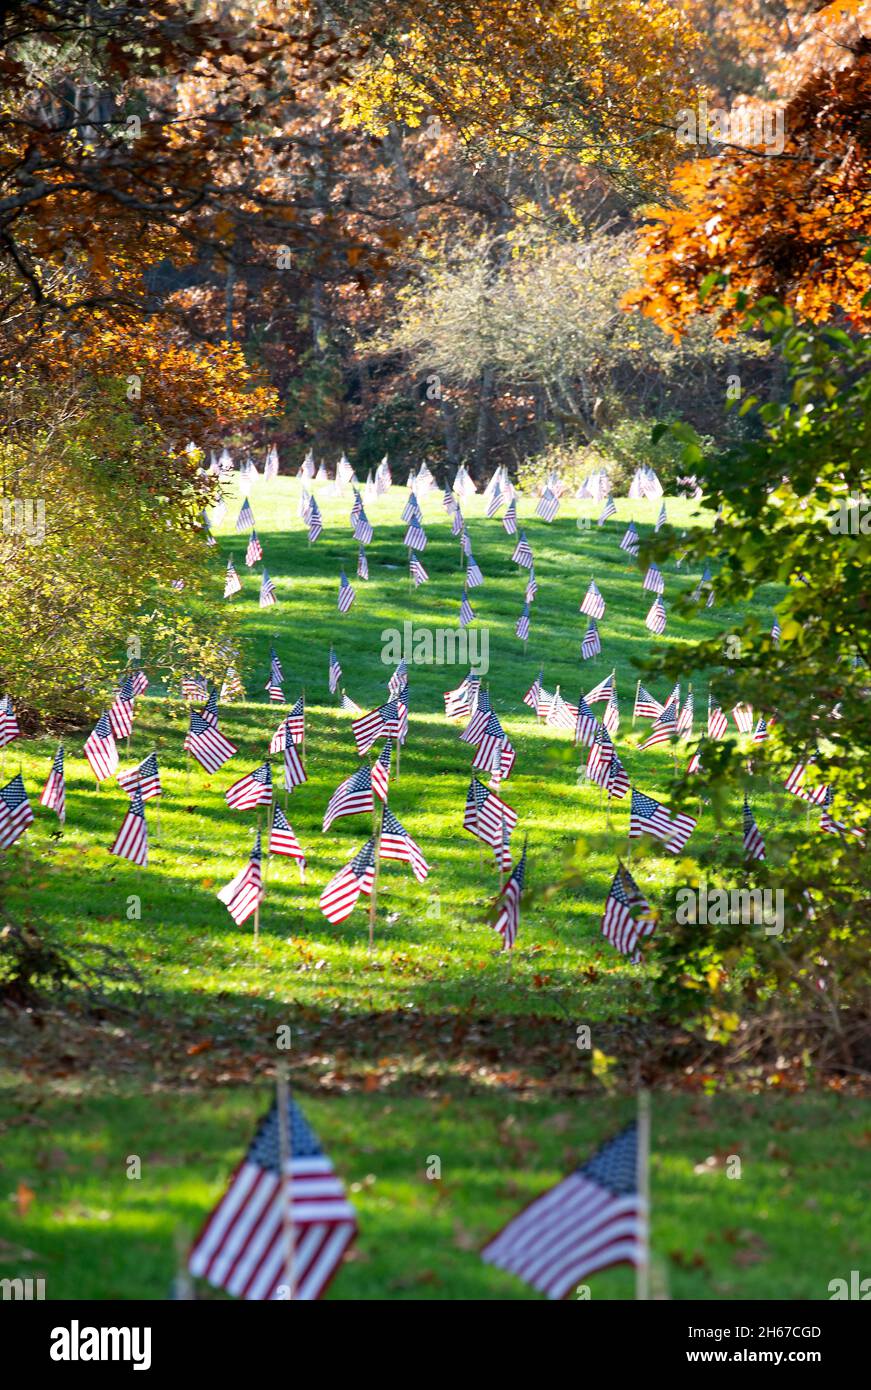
580, 581, 605, 620
482, 1122, 645, 1299
225, 762, 273, 811
352, 700, 398, 756
109, 785, 148, 866
188, 1094, 357, 1301
601, 863, 657, 962
379, 808, 429, 882
323, 764, 374, 831
0, 773, 34, 848
493, 842, 527, 950
463, 777, 517, 869
269, 804, 306, 868
0, 695, 21, 747
743, 796, 765, 860
319, 839, 376, 923
117, 751, 162, 801
645, 597, 667, 635
338, 569, 356, 613
731, 702, 754, 734
218, 830, 263, 925
84, 713, 119, 782
224, 558, 242, 597
536, 488, 559, 522
185, 711, 237, 774
109, 677, 135, 739
629, 788, 697, 853
40, 744, 66, 823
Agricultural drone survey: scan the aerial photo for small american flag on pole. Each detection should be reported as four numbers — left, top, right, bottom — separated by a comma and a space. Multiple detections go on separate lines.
536, 488, 559, 522
235, 498, 254, 532
403, 520, 427, 551
492, 841, 527, 950
338, 569, 356, 613
319, 839, 376, 922
188, 1093, 356, 1301
410, 551, 429, 586
259, 570, 277, 607
645, 597, 667, 635
620, 522, 640, 556
357, 546, 369, 581
225, 762, 273, 811
743, 796, 765, 860
511, 532, 533, 568
580, 581, 605, 619
224, 558, 242, 598
217, 830, 263, 925
323, 764, 374, 831
117, 751, 161, 801
482, 1121, 646, 1299
184, 710, 237, 773
109, 785, 148, 866
642, 562, 665, 594
459, 590, 475, 628
245, 530, 263, 566
379, 808, 429, 882
515, 604, 530, 641
328, 646, 342, 694
629, 788, 696, 853
40, 744, 66, 822
0, 773, 34, 848
84, 713, 119, 782
598, 495, 616, 525
581, 620, 600, 659
602, 863, 656, 961
308, 499, 323, 542
269, 804, 306, 867
503, 497, 517, 534
0, 695, 21, 747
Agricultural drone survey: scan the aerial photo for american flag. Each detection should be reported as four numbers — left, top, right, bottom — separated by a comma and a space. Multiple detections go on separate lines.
752, 716, 768, 744
109, 785, 148, 866
40, 744, 66, 822
466, 553, 484, 588
655, 502, 667, 532
585, 671, 614, 706
708, 701, 728, 739
379, 807, 429, 881
235, 498, 254, 532
402, 494, 421, 524
285, 696, 305, 745
645, 597, 667, 634
603, 690, 620, 737
353, 508, 373, 547
319, 838, 376, 922
620, 522, 640, 556
182, 675, 208, 701
283, 729, 307, 792
84, 713, 119, 782
265, 648, 284, 702
445, 674, 480, 720
515, 604, 530, 641
226, 761, 273, 811
0, 696, 20, 747
245, 530, 263, 566
357, 546, 369, 581
602, 864, 656, 962
328, 646, 342, 694
503, 497, 518, 534
472, 712, 512, 779
677, 691, 694, 738
117, 751, 162, 801
451, 505, 464, 538
201, 689, 220, 728
188, 1092, 357, 1301
493, 842, 527, 949
0, 773, 34, 847
642, 562, 665, 595
580, 620, 600, 660
442, 484, 456, 514
372, 740, 392, 801
397, 686, 410, 745
580, 581, 605, 620
260, 570, 277, 607
338, 569, 356, 613
606, 749, 631, 800
308, 499, 323, 543
511, 532, 533, 568
731, 703, 754, 734
522, 672, 543, 714
629, 788, 697, 853
819, 788, 866, 841
639, 699, 676, 750
270, 804, 306, 866
634, 685, 662, 719
544, 687, 577, 731
403, 520, 427, 551
459, 589, 475, 628
323, 764, 374, 831
598, 495, 616, 525
217, 830, 263, 925
536, 488, 559, 522
224, 558, 242, 598
353, 700, 398, 756
388, 660, 408, 697
525, 567, 538, 603
573, 695, 598, 748
771, 618, 782, 644
460, 525, 472, 557
586, 725, 615, 787
463, 777, 517, 867
185, 710, 237, 773
461, 688, 492, 744
264, 443, 279, 480
743, 796, 765, 860
129, 669, 149, 697
109, 676, 135, 739
340, 691, 362, 715
486, 484, 503, 518
410, 551, 428, 586
482, 1122, 645, 1299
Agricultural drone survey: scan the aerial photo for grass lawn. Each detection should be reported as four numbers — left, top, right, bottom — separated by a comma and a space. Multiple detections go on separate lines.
0, 1078, 866, 1300
3, 481, 793, 1027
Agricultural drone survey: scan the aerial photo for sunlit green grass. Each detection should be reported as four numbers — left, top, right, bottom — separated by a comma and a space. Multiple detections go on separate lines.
4, 480, 796, 1022
0, 1078, 864, 1300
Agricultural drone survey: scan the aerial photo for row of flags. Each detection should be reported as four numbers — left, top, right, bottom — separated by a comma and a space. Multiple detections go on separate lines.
186, 1082, 648, 1302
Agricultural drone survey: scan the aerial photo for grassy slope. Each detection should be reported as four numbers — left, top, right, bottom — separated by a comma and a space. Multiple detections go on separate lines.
4, 481, 790, 1024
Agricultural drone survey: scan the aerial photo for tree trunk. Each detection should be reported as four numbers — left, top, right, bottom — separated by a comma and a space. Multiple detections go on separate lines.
474, 366, 495, 478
